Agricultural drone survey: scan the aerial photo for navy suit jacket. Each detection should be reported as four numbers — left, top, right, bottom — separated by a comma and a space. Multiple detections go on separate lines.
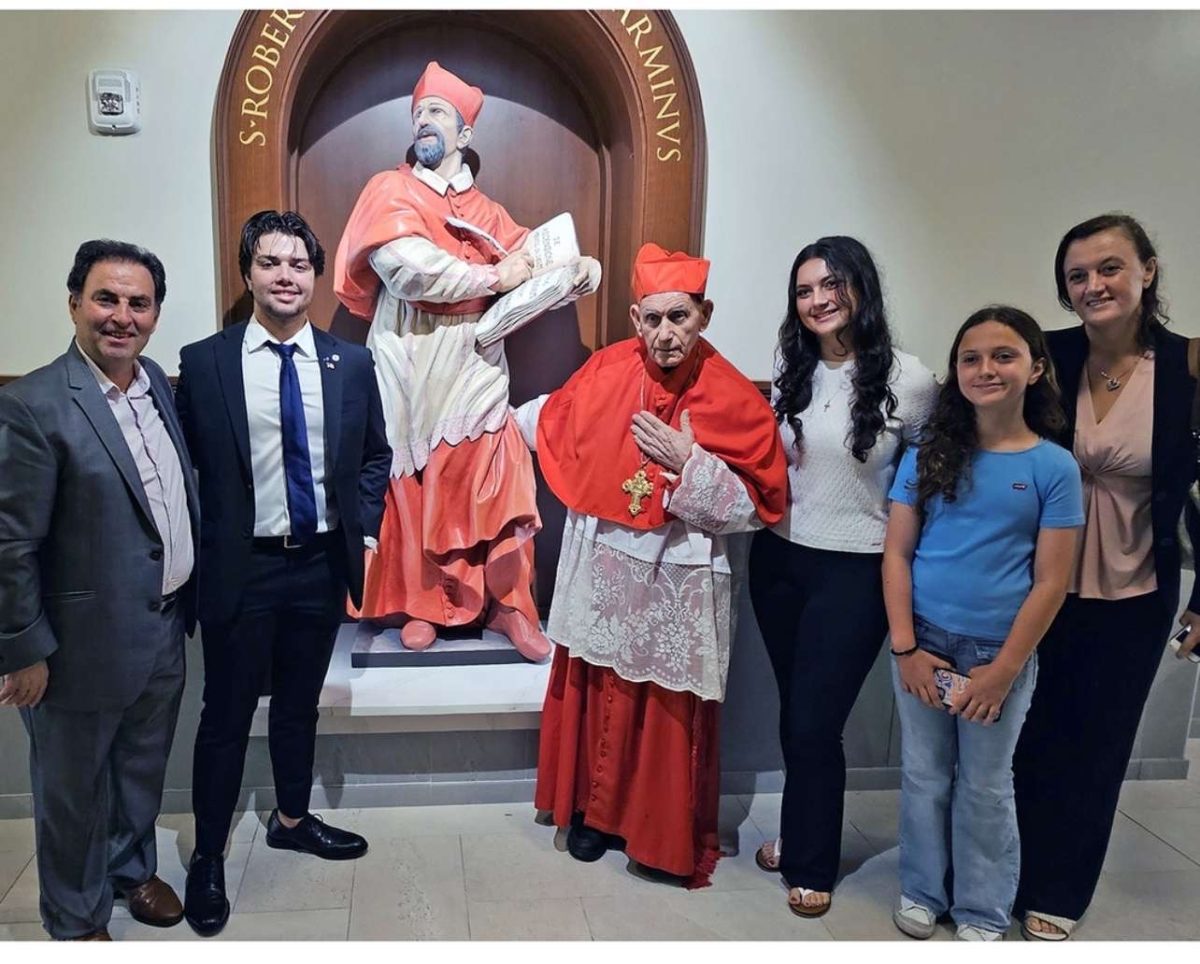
0, 342, 200, 710
175, 321, 391, 626
1047, 324, 1200, 616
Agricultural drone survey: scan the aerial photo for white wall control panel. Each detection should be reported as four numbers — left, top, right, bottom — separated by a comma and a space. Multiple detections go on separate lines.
88, 69, 141, 135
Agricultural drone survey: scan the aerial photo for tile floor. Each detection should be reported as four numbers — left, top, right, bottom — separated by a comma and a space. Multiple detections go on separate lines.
2, 741, 1199, 941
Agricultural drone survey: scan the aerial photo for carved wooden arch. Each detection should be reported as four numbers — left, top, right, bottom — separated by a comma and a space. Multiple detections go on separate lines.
213, 9, 706, 348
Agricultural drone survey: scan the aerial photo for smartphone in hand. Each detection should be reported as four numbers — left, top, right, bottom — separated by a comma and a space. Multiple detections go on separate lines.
933, 667, 969, 708
934, 667, 1002, 721
1169, 626, 1200, 664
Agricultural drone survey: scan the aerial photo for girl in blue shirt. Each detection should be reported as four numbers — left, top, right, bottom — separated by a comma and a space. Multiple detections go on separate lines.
882, 305, 1084, 941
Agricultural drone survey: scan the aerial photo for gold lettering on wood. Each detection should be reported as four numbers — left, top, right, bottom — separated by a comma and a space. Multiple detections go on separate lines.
618, 11, 685, 163
270, 9, 304, 31
245, 64, 273, 96
653, 91, 679, 122
639, 45, 671, 84
237, 10, 306, 149
620, 11, 654, 47
252, 43, 281, 68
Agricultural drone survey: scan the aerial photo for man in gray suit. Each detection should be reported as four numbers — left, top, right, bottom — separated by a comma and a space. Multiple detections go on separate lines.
0, 240, 198, 941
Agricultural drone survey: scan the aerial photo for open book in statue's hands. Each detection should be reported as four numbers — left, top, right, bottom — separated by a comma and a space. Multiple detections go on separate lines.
451, 212, 601, 348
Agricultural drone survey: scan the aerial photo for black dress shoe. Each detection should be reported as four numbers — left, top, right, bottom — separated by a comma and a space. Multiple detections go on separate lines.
566, 811, 624, 863
265, 809, 368, 860
183, 852, 229, 938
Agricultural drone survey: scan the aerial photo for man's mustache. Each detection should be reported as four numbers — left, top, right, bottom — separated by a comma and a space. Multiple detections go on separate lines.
415, 124, 444, 146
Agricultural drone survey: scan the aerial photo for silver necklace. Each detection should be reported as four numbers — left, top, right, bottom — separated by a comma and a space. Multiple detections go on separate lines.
1093, 357, 1139, 393
816, 365, 851, 412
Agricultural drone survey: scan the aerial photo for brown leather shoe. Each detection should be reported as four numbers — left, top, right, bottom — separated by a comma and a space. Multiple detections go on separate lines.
120, 875, 184, 927
69, 929, 112, 940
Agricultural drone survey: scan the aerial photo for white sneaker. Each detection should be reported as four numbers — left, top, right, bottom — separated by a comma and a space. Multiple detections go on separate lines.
956, 924, 1004, 941
893, 897, 937, 939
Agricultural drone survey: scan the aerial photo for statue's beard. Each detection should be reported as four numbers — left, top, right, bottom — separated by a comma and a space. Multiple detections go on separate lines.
414, 125, 446, 168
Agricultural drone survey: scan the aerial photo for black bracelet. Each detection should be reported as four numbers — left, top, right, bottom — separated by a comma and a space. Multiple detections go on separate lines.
890, 644, 919, 657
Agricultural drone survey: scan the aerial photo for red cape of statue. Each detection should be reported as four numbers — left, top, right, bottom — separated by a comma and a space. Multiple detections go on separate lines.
536, 337, 788, 530
333, 164, 529, 319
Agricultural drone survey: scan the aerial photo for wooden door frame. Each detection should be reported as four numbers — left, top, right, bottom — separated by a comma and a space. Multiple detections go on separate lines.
213, 9, 706, 347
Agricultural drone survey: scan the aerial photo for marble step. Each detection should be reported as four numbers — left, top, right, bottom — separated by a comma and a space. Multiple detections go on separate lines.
250, 623, 551, 736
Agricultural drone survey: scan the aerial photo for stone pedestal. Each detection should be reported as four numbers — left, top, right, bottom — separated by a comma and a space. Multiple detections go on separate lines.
351, 621, 529, 668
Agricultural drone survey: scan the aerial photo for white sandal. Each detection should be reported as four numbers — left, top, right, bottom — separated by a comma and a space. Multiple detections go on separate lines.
1021, 910, 1075, 941
787, 884, 832, 919
756, 839, 831, 917
755, 836, 782, 873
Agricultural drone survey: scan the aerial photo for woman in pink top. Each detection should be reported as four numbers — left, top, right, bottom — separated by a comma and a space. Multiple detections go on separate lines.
1012, 213, 1200, 940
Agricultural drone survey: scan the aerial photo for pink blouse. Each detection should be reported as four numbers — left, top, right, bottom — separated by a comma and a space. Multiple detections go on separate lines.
1070, 353, 1156, 599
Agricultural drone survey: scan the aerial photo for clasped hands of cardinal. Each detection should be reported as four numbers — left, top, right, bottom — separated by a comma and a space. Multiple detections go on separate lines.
632, 408, 694, 474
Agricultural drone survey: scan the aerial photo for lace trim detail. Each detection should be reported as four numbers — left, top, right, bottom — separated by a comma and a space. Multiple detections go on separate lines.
666, 444, 761, 534
547, 535, 733, 701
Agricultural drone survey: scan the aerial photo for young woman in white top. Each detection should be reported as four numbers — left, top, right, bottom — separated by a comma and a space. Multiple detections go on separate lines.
749, 236, 938, 917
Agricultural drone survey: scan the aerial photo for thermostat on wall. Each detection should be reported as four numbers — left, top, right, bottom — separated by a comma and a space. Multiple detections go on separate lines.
88, 69, 141, 135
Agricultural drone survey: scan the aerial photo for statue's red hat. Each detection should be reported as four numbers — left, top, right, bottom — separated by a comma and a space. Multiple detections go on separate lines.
412, 61, 484, 128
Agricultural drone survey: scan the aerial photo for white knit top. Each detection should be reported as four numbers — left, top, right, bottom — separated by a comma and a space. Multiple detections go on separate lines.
770, 349, 939, 553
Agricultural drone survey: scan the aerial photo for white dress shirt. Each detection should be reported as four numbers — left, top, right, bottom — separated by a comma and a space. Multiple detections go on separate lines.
77, 342, 193, 593
241, 319, 337, 537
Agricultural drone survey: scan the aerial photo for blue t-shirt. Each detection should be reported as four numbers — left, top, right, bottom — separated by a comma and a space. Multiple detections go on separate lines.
888, 439, 1084, 641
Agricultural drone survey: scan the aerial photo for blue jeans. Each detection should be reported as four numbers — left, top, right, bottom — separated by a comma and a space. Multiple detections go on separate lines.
891, 614, 1038, 934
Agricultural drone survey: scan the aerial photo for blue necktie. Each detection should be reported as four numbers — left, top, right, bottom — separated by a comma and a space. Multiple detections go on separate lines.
267, 342, 318, 543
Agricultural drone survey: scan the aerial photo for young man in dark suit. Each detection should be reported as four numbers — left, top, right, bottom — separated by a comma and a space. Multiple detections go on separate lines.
0, 240, 198, 940
176, 211, 390, 937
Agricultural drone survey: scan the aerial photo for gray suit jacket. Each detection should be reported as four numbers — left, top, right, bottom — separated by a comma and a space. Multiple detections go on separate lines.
0, 342, 199, 711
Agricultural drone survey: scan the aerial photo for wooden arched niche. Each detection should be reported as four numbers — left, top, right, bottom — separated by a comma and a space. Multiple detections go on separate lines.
213, 9, 705, 607
213, 9, 707, 363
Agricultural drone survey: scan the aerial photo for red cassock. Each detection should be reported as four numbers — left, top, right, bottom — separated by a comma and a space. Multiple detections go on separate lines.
533, 337, 788, 886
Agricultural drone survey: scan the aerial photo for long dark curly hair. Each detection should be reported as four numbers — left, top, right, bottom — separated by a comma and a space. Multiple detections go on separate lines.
1054, 212, 1168, 349
772, 236, 897, 462
915, 305, 1067, 513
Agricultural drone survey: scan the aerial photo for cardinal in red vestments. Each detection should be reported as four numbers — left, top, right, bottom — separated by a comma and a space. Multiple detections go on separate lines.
514, 243, 789, 886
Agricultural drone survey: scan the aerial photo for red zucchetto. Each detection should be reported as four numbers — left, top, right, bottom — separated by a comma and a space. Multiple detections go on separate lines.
412, 61, 484, 128
632, 242, 710, 302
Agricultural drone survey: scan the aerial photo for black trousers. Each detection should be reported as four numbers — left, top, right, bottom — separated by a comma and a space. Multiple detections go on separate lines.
1013, 590, 1172, 922
192, 536, 346, 856
748, 529, 889, 891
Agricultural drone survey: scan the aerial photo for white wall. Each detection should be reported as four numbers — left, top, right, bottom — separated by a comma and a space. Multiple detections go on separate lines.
1, 10, 1198, 378
681, 10, 1200, 376
0, 10, 239, 375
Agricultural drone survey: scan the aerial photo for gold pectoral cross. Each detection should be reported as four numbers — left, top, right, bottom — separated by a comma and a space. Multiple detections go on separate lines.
621, 468, 654, 517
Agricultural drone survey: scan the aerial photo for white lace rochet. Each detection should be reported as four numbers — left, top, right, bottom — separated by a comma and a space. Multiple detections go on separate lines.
544, 443, 764, 701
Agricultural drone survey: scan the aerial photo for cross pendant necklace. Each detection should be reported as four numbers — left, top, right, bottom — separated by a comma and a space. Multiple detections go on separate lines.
622, 371, 657, 516
621, 355, 700, 517
816, 359, 852, 414
622, 469, 654, 517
